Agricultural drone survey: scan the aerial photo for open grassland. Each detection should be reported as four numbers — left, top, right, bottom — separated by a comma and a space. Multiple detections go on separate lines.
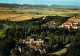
0, 9, 80, 21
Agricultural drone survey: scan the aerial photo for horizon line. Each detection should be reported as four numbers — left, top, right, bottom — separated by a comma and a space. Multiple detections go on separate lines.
0, 2, 80, 6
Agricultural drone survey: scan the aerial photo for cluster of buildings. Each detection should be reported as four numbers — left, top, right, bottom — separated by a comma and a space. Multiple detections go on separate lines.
42, 21, 57, 28
60, 21, 80, 30
41, 20, 80, 30
16, 35, 47, 55
22, 35, 44, 46
41, 18, 80, 31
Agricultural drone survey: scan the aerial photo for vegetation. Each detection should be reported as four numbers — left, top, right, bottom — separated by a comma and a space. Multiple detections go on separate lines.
61, 30, 80, 56
0, 15, 80, 56
0, 3, 80, 9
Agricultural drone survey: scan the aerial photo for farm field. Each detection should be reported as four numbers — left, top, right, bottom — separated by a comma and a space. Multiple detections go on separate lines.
66, 17, 80, 22
0, 13, 22, 20
10, 15, 44, 21
0, 9, 80, 21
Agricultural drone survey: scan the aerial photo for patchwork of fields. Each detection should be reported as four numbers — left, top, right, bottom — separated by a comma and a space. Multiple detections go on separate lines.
0, 13, 44, 21
0, 9, 80, 21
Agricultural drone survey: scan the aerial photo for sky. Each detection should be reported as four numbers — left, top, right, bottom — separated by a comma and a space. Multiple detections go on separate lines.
0, 0, 80, 6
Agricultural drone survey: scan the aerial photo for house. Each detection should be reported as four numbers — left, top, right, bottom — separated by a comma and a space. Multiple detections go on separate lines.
61, 21, 80, 30
65, 22, 72, 26
42, 21, 57, 28
72, 26, 79, 29
73, 21, 79, 25
23, 35, 44, 46
51, 21, 56, 24
61, 23, 71, 29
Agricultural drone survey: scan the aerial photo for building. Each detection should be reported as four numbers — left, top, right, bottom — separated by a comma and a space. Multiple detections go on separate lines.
42, 21, 57, 28
61, 21, 80, 30
61, 23, 71, 29
72, 21, 79, 25
23, 35, 44, 46
72, 26, 79, 29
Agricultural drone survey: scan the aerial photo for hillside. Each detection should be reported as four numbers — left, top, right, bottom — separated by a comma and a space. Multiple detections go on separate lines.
50, 5, 80, 9
0, 3, 80, 9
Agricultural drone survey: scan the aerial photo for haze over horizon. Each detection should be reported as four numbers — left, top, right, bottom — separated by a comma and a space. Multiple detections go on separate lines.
0, 0, 80, 6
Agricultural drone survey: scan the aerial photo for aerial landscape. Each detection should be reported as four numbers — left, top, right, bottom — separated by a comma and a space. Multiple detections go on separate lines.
0, 0, 80, 56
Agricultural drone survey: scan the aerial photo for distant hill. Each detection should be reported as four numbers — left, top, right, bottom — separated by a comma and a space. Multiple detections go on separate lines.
0, 3, 20, 8
0, 3, 48, 9
0, 3, 80, 9
21, 4, 48, 9
50, 5, 80, 9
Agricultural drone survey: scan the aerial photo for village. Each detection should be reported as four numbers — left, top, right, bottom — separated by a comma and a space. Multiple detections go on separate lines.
0, 14, 80, 56
42, 19, 80, 30
14, 15, 80, 56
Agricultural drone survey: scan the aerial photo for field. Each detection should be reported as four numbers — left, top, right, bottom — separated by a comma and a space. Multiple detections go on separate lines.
66, 17, 80, 22
0, 9, 80, 21
10, 15, 44, 21
0, 13, 43, 21
0, 13, 22, 20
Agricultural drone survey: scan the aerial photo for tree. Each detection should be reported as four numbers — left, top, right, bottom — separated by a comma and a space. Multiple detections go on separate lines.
61, 35, 80, 56
0, 24, 4, 30
41, 32, 47, 38
47, 31, 51, 38
76, 30, 80, 37
0, 39, 16, 56
49, 37, 57, 47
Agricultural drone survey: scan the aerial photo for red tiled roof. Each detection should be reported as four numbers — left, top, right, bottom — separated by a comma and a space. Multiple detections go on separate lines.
62, 24, 71, 26
42, 24, 46, 26
74, 21, 80, 23
66, 22, 72, 23
52, 21, 55, 23
73, 26, 78, 27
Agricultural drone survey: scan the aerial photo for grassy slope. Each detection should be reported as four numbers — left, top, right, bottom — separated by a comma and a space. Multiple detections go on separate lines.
52, 44, 71, 56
